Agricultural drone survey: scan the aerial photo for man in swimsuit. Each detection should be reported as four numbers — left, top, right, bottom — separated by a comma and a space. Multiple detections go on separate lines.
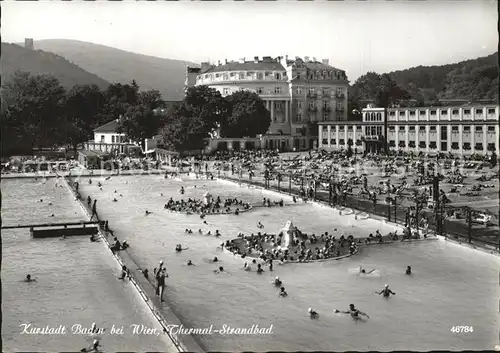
158, 269, 168, 302
377, 284, 396, 297
359, 266, 375, 275
335, 304, 370, 319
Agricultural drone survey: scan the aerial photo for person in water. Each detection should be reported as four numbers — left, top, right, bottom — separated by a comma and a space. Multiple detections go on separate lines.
335, 304, 370, 319
213, 257, 218, 263
257, 221, 264, 229
359, 266, 375, 275
138, 268, 149, 280
308, 308, 319, 319
25, 274, 36, 282
81, 338, 100, 352
256, 264, 264, 274
406, 266, 412, 275
377, 284, 396, 297
278, 286, 288, 297
187, 260, 194, 266
214, 266, 224, 273
121, 240, 129, 250
145, 210, 152, 216
90, 234, 97, 242
273, 276, 282, 286
118, 265, 128, 280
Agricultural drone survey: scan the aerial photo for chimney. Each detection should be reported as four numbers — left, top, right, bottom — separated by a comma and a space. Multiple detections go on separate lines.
254, 56, 259, 63
322, 59, 329, 65
239, 57, 245, 63
276, 56, 282, 62
218, 60, 221, 66
225, 59, 228, 64
304, 56, 310, 62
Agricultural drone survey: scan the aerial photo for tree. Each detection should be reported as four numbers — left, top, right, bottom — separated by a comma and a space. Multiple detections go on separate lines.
117, 104, 167, 150
138, 89, 164, 110
352, 72, 410, 108
183, 85, 229, 128
63, 84, 106, 150
159, 108, 211, 152
98, 82, 140, 123
1, 71, 66, 153
221, 90, 271, 138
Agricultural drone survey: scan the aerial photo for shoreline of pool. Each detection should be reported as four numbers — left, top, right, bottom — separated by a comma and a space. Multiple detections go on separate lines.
62, 177, 205, 353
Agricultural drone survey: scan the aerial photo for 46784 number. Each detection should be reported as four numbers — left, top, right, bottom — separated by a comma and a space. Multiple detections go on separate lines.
450, 326, 473, 333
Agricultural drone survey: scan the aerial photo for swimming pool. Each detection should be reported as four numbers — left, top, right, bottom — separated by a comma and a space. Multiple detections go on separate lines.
74, 174, 500, 351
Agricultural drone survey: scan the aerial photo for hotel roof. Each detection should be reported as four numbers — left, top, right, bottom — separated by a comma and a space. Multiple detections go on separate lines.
203, 61, 286, 73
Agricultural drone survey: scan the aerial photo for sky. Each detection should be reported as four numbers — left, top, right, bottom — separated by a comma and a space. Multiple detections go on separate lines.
2, 0, 498, 81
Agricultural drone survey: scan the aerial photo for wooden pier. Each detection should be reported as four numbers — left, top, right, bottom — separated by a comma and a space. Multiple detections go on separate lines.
2, 221, 103, 238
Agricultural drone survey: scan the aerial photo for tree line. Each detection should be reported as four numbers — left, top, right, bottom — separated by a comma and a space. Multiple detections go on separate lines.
1, 71, 271, 156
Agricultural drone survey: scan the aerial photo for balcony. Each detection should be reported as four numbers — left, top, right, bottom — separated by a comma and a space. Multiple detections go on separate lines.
308, 107, 318, 112
336, 93, 345, 99
307, 93, 317, 98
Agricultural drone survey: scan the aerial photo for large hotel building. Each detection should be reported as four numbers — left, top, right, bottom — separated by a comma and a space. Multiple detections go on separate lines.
318, 104, 499, 155
185, 56, 349, 151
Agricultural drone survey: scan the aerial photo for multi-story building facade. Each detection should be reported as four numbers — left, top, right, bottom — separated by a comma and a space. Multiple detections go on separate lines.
318, 104, 500, 155
185, 56, 349, 151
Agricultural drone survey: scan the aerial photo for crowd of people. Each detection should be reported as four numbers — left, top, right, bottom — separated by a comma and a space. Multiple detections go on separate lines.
163, 195, 251, 215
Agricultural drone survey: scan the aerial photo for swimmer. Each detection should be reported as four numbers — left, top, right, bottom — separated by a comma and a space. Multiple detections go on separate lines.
359, 266, 375, 275
213, 257, 218, 263
24, 274, 36, 282
376, 284, 396, 298
48, 202, 52, 206
145, 210, 152, 216
198, 229, 203, 234
138, 268, 149, 280
40, 199, 43, 202
105, 176, 111, 180
272, 276, 282, 286
187, 260, 194, 266
257, 221, 264, 229
90, 234, 97, 242
81, 338, 100, 352
118, 265, 128, 280
406, 266, 412, 275
175, 244, 188, 252
214, 266, 224, 274
335, 304, 370, 319
215, 230, 221, 237
61, 235, 67, 239
113, 198, 118, 202
243, 262, 251, 271
203, 220, 208, 225
308, 308, 319, 319
256, 264, 264, 274
278, 286, 288, 297
49, 214, 55, 217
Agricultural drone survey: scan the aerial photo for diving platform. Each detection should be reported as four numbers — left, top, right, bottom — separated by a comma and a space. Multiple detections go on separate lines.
2, 221, 103, 238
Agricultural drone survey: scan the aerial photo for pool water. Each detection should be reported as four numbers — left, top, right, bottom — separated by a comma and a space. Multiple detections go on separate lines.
73, 174, 500, 351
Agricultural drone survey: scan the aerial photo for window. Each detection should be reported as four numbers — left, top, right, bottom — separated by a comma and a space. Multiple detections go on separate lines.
297, 87, 303, 95
323, 101, 329, 109
475, 108, 483, 115
356, 139, 362, 146
215, 74, 221, 78
475, 126, 483, 132
441, 126, 447, 137
430, 126, 436, 131
322, 139, 328, 145
275, 87, 282, 94
389, 140, 396, 147
275, 102, 282, 109
463, 126, 471, 132
430, 110, 436, 115
399, 111, 406, 116
389, 111, 396, 116
389, 126, 396, 131
463, 142, 471, 150
223, 88, 229, 95
296, 113, 302, 122
238, 73, 244, 80
487, 143, 496, 151
111, 135, 115, 143
275, 73, 281, 80
399, 141, 406, 148
409, 141, 416, 148
419, 126, 426, 132
339, 139, 345, 145
441, 142, 448, 151
100, 135, 105, 142
309, 101, 315, 109
257, 87, 263, 94
339, 126, 345, 132
419, 141, 426, 148
451, 126, 459, 132
464, 109, 470, 115
409, 111, 415, 116
347, 126, 353, 131
331, 139, 336, 145
475, 143, 483, 151
356, 126, 362, 131
488, 126, 495, 132
488, 108, 495, 114
230, 72, 235, 77
323, 113, 329, 121
429, 141, 437, 149
452, 109, 459, 115
399, 126, 405, 131
322, 88, 329, 95
256, 73, 263, 80
336, 88, 343, 95
441, 110, 448, 115
298, 101, 303, 109
365, 126, 370, 135
223, 74, 229, 80
376, 113, 382, 121
376, 126, 382, 136
409, 126, 415, 131
419, 110, 426, 116
309, 88, 316, 95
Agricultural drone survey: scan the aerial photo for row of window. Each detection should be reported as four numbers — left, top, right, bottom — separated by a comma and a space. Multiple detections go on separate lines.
388, 141, 496, 151
322, 126, 363, 132
388, 108, 496, 116
321, 139, 363, 146
202, 71, 287, 82
365, 113, 383, 121
100, 135, 126, 143
387, 125, 496, 132
298, 112, 343, 122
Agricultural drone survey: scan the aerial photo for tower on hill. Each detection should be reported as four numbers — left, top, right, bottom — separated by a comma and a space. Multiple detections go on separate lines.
24, 38, 34, 50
